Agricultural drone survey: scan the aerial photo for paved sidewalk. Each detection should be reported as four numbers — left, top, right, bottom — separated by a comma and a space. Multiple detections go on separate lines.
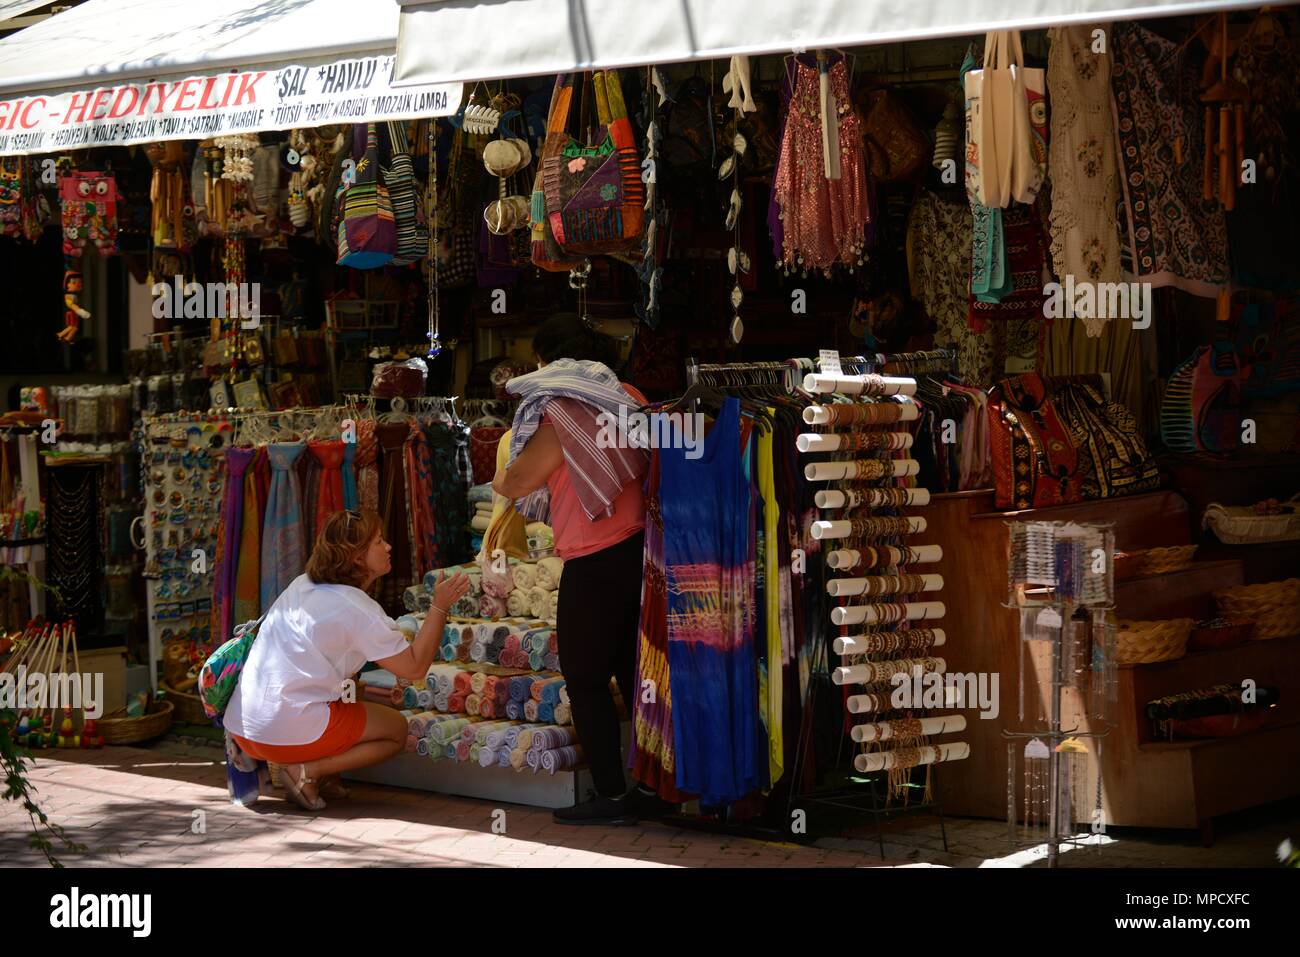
0, 743, 908, 868
3, 740, 1294, 867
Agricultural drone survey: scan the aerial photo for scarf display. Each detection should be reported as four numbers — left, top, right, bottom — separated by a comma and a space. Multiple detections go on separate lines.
341, 437, 359, 510
309, 439, 346, 543
232, 451, 263, 625
214, 448, 254, 643
377, 422, 413, 613
355, 418, 380, 513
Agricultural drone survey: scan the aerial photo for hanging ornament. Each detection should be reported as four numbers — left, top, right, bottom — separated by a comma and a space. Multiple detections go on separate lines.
57, 267, 90, 344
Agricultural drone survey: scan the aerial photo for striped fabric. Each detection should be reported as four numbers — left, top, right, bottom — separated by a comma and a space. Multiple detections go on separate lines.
384, 120, 428, 265
505, 358, 649, 522
259, 442, 306, 611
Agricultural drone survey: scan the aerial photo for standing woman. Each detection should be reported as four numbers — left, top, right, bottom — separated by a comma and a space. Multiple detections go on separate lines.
224, 509, 469, 811
493, 315, 652, 825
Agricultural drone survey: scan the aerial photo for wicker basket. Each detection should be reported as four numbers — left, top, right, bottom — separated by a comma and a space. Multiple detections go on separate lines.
1115, 545, 1198, 580
98, 700, 174, 745
1203, 495, 1300, 545
160, 682, 209, 725
1214, 578, 1300, 640
1117, 618, 1194, 665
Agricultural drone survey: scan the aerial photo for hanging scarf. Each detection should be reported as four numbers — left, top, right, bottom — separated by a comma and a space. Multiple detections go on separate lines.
215, 448, 254, 642
233, 453, 263, 625
406, 425, 438, 577
355, 418, 380, 513
377, 422, 413, 612
260, 441, 306, 610
341, 435, 359, 510
309, 438, 345, 542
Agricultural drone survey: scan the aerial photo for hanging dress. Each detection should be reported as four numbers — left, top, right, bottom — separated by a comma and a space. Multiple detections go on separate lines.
232, 447, 264, 625
309, 438, 346, 541
660, 398, 761, 805
260, 441, 306, 610
214, 447, 254, 642
773, 57, 872, 274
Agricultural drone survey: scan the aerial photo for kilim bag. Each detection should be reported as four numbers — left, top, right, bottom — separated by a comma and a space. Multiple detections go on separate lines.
540, 71, 645, 259
1160, 343, 1243, 455
1052, 377, 1161, 500
383, 121, 428, 266
337, 124, 396, 269
988, 372, 1085, 510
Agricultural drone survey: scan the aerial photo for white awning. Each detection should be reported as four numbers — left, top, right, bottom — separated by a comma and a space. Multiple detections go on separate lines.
394, 0, 1271, 86
0, 0, 461, 155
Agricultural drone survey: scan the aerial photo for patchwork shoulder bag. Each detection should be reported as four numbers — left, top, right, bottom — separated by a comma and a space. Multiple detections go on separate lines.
540, 71, 645, 259
531, 76, 587, 272
1160, 342, 1243, 455
337, 124, 396, 269
197, 615, 266, 720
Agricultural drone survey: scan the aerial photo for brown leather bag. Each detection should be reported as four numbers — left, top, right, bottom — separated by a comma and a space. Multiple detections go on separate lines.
859, 89, 930, 183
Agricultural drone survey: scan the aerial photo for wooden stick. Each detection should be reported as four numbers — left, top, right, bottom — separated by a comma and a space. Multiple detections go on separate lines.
1220, 105, 1234, 210
1203, 105, 1216, 200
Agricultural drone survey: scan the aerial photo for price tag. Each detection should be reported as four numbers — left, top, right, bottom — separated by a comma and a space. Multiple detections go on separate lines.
818, 349, 842, 376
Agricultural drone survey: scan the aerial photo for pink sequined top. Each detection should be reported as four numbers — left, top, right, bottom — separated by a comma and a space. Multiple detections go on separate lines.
773, 59, 872, 274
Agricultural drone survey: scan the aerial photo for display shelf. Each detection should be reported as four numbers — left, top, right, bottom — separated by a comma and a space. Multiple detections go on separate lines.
344, 751, 592, 810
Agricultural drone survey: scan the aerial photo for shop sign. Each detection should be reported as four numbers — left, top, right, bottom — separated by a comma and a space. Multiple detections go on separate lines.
0, 54, 461, 156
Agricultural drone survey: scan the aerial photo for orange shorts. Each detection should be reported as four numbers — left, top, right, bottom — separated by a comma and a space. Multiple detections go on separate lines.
231, 700, 368, 764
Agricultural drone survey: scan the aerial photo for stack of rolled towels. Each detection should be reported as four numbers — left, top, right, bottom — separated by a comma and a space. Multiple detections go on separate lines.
402, 711, 583, 774
507, 555, 564, 622
408, 663, 570, 724
469, 484, 494, 534
437, 619, 560, 672
421, 563, 484, 618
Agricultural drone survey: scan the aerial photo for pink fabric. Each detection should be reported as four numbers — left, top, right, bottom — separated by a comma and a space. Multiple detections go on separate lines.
543, 384, 647, 559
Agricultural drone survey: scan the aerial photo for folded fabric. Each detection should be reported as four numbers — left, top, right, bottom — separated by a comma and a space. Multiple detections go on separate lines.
512, 562, 538, 590
505, 360, 650, 522
536, 557, 565, 591
540, 745, 584, 774
475, 499, 494, 513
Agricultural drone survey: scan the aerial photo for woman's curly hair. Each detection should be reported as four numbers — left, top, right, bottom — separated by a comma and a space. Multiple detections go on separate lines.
306, 509, 382, 587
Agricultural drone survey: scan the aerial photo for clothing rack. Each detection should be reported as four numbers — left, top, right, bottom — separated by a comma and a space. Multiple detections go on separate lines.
342, 393, 462, 423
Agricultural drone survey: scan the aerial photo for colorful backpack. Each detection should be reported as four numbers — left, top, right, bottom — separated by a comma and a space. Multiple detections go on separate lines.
1160, 343, 1242, 455
197, 615, 265, 720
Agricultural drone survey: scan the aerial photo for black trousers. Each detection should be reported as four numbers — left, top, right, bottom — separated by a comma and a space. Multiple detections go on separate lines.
555, 531, 644, 798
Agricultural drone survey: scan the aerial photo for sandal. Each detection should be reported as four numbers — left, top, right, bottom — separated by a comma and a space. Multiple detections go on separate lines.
278, 763, 326, 811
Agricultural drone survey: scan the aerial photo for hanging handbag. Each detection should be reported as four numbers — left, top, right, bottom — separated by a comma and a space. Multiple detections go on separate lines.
860, 88, 930, 183
1053, 378, 1160, 500
1160, 342, 1243, 455
965, 31, 1046, 209
383, 120, 429, 266
336, 124, 396, 269
540, 71, 645, 259
531, 76, 587, 272
988, 372, 1086, 510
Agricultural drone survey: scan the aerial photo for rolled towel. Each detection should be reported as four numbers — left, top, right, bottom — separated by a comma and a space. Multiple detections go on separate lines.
480, 562, 513, 599
538, 702, 556, 723
540, 680, 565, 706
469, 483, 494, 504
444, 743, 458, 760
480, 698, 497, 719
440, 645, 459, 662
471, 513, 491, 532
554, 703, 571, 725
401, 686, 420, 709
507, 589, 530, 617
505, 701, 523, 720
451, 594, 478, 618
541, 745, 583, 774
478, 745, 498, 768
466, 570, 483, 597
529, 651, 546, 671
416, 689, 434, 709
486, 729, 509, 750
543, 652, 560, 672
465, 693, 482, 716
530, 725, 578, 750
497, 748, 512, 768
455, 740, 471, 762
509, 747, 529, 771
509, 676, 533, 702
536, 557, 565, 591
547, 591, 559, 622
403, 585, 428, 612
453, 671, 473, 695
526, 749, 542, 772
433, 692, 450, 712
447, 692, 467, 713
469, 638, 488, 662
524, 700, 539, 722
549, 632, 559, 655
512, 562, 538, 591
469, 672, 488, 695
559, 685, 569, 706
504, 724, 537, 750
460, 725, 478, 742
527, 585, 552, 619
416, 738, 429, 756
479, 594, 508, 618
404, 734, 419, 753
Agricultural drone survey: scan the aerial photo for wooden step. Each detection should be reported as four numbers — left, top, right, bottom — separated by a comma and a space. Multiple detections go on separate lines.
972, 489, 1191, 551
1114, 558, 1244, 620
1138, 715, 1300, 752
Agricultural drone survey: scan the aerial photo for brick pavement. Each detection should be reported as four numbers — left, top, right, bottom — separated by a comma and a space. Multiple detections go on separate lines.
3, 741, 1294, 868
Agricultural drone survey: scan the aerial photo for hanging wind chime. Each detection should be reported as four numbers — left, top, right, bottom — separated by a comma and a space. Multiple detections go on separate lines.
721, 56, 756, 344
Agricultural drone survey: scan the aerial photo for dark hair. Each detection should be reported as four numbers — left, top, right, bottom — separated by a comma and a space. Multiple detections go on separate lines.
533, 314, 621, 368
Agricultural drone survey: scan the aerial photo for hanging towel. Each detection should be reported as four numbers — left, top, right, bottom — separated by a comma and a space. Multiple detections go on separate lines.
504, 359, 650, 522
309, 439, 346, 543
233, 449, 264, 625
260, 441, 306, 610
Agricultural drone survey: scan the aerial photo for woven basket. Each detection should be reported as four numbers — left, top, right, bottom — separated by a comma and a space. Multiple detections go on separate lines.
1117, 618, 1193, 665
1214, 578, 1300, 640
1203, 495, 1300, 545
98, 700, 174, 745
1115, 545, 1197, 580
160, 682, 209, 725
